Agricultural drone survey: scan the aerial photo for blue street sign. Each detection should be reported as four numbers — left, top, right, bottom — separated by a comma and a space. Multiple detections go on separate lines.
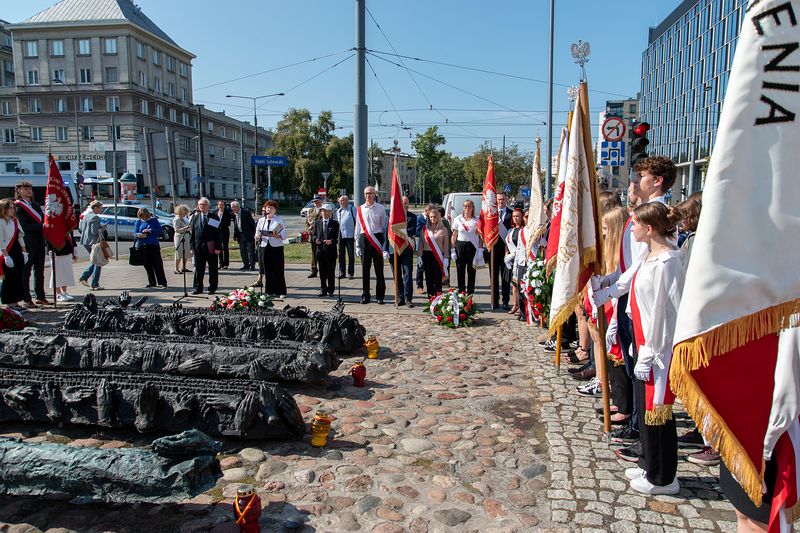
251, 155, 288, 167
503, 184, 512, 194
193, 174, 203, 182
521, 187, 531, 198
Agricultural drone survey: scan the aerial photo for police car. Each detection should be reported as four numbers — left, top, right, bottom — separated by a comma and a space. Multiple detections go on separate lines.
97, 201, 175, 241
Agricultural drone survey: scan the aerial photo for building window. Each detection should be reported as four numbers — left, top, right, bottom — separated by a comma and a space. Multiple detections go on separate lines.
81, 125, 93, 141
56, 126, 68, 141
27, 69, 39, 85
108, 125, 121, 140
179, 62, 188, 77
52, 68, 65, 82
2, 35, 10, 48
155, 104, 163, 118
220, 127, 226, 139
180, 87, 188, 102
136, 41, 145, 59
152, 49, 160, 65
231, 129, 237, 141
105, 67, 118, 83
168, 82, 175, 97
28, 98, 41, 113
138, 71, 146, 86
31, 127, 43, 142
1, 101, 11, 115
207, 121, 214, 133
103, 37, 117, 55
79, 68, 91, 84
4, 162, 17, 172
182, 137, 191, 151
80, 97, 93, 112
24, 41, 38, 57
166, 56, 175, 72
140, 100, 149, 114
2, 129, 15, 144
77, 39, 91, 55
57, 161, 70, 171
51, 40, 64, 57
55, 98, 66, 112
2, 61, 13, 87
182, 112, 189, 126
154, 77, 161, 92
106, 96, 120, 112
84, 162, 97, 171
33, 161, 46, 174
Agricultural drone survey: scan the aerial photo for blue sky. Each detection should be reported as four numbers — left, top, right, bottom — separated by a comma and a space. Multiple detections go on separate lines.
7, 1, 679, 158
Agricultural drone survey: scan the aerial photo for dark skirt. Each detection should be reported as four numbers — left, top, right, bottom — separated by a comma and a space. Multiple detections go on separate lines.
1, 237, 25, 304
719, 457, 775, 524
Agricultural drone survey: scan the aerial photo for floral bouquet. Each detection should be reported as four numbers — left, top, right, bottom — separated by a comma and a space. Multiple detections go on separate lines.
423, 289, 482, 328
519, 250, 554, 326
211, 286, 273, 310
0, 307, 26, 331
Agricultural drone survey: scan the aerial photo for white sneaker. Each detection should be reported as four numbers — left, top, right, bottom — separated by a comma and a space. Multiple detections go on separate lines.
630, 475, 680, 495
625, 467, 646, 480
56, 294, 67, 302
61, 293, 75, 301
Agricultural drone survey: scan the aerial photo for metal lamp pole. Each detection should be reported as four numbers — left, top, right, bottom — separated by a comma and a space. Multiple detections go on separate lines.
226, 93, 284, 210
53, 78, 83, 209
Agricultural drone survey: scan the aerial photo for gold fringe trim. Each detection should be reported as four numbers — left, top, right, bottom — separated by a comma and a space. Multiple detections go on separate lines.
582, 246, 597, 271
548, 291, 584, 337
532, 224, 547, 243
671, 299, 800, 374
545, 255, 557, 277
787, 502, 800, 524
644, 405, 673, 426
669, 368, 766, 506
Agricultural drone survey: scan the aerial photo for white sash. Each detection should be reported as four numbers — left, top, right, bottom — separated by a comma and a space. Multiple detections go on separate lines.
357, 205, 383, 254
14, 200, 42, 224
423, 226, 446, 276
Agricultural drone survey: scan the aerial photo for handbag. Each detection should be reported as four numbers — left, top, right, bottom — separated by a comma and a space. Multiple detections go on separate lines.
100, 239, 112, 260
90, 241, 109, 267
128, 240, 146, 266
472, 248, 487, 270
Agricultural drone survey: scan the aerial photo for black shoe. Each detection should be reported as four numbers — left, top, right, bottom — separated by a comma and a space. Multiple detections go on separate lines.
568, 362, 592, 374
308, 272, 317, 278
349, 275, 354, 280
397, 300, 405, 306
360, 298, 369, 304
327, 292, 336, 297
677, 428, 705, 448
338, 274, 346, 279
610, 426, 640, 443
571, 367, 596, 381
406, 302, 415, 308
490, 305, 498, 310
191, 290, 203, 295
377, 299, 385, 305
146, 284, 154, 288
317, 292, 327, 297
502, 304, 511, 311
615, 442, 642, 463
238, 266, 248, 271
208, 290, 216, 295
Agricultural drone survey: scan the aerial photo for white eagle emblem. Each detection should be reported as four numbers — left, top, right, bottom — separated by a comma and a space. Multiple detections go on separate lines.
482, 190, 498, 216
45, 193, 63, 217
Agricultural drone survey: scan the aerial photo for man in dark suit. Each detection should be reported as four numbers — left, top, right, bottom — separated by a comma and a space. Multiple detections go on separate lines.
231, 201, 256, 270
216, 200, 232, 269
312, 204, 339, 297
490, 191, 513, 310
14, 181, 48, 307
190, 197, 222, 295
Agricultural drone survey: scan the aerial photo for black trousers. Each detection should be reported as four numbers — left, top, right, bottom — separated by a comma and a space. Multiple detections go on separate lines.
260, 245, 286, 296
238, 239, 256, 269
490, 241, 511, 306
23, 241, 46, 302
218, 229, 230, 268
338, 237, 355, 277
142, 244, 167, 287
193, 250, 218, 293
617, 293, 640, 431
360, 235, 385, 301
317, 248, 337, 294
310, 241, 318, 274
455, 241, 477, 294
636, 378, 678, 486
609, 362, 633, 415
389, 248, 414, 303
422, 251, 443, 297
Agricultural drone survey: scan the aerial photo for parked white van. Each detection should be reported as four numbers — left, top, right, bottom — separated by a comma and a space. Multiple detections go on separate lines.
442, 192, 482, 226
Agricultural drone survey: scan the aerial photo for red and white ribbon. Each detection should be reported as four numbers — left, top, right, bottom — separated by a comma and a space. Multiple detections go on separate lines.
423, 226, 446, 276
357, 205, 383, 255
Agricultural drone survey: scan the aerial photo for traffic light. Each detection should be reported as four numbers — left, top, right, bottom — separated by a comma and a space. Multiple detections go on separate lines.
630, 121, 650, 167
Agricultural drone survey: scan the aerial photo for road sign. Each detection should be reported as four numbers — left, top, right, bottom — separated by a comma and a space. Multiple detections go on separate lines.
251, 155, 288, 166
521, 187, 531, 198
503, 184, 512, 194
78, 161, 85, 170
602, 116, 626, 142
600, 141, 626, 167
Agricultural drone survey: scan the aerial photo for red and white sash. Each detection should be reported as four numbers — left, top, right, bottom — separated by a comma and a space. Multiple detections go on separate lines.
619, 216, 633, 272
423, 226, 446, 276
14, 200, 42, 224
357, 205, 383, 255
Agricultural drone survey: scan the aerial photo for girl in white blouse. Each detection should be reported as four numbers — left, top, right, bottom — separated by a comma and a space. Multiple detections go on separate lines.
253, 200, 287, 297
625, 202, 685, 497
450, 200, 481, 295
0, 199, 28, 310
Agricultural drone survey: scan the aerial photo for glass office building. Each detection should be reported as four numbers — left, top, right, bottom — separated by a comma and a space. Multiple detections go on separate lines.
640, 0, 746, 197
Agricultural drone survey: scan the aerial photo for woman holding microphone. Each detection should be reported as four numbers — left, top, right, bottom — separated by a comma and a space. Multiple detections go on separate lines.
253, 200, 286, 298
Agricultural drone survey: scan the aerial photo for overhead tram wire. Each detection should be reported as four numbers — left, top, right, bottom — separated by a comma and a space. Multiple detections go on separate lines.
367, 48, 635, 100
364, 6, 480, 140
367, 52, 546, 126
194, 49, 354, 91
365, 56, 405, 130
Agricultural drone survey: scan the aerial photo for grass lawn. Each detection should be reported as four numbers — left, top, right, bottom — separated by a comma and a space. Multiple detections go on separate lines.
160, 240, 364, 265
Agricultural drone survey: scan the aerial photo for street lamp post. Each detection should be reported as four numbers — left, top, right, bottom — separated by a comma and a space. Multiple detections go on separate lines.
225, 93, 284, 211
52, 78, 83, 209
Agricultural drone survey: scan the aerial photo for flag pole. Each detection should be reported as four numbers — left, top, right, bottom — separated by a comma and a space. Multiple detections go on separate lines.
490, 247, 495, 309
393, 250, 399, 307
47, 149, 58, 309
555, 326, 561, 372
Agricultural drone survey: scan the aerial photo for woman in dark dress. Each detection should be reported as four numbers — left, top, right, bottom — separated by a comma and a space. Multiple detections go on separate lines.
0, 199, 28, 310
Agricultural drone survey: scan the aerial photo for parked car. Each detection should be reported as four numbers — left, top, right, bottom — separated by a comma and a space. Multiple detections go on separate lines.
443, 192, 483, 226
300, 201, 315, 218
97, 202, 175, 241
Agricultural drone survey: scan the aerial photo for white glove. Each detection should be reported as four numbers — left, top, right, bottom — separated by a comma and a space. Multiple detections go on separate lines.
450, 250, 457, 261
355, 247, 362, 258
504, 254, 514, 270
605, 319, 618, 352
590, 275, 602, 292
443, 258, 449, 270
3, 255, 13, 268
590, 286, 612, 307
634, 360, 651, 381
22, 252, 29, 264
417, 256, 423, 268
382, 251, 390, 260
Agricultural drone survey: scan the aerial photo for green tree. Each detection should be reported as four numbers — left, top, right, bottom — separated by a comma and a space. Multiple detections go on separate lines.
438, 152, 468, 196
410, 126, 446, 202
463, 142, 532, 198
325, 134, 354, 196
368, 141, 384, 190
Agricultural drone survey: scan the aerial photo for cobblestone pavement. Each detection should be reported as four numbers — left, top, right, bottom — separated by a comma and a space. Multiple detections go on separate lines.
0, 311, 740, 532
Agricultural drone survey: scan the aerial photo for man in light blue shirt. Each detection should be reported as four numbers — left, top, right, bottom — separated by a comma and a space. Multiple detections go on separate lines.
335, 195, 357, 279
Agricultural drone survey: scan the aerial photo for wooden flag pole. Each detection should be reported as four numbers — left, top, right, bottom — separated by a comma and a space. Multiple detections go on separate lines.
596, 311, 612, 435
393, 250, 399, 307
555, 326, 562, 373
51, 251, 57, 308
490, 247, 495, 308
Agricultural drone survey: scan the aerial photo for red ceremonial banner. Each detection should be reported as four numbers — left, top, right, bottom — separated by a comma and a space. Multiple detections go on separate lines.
43, 155, 77, 250
387, 159, 408, 254
477, 155, 499, 251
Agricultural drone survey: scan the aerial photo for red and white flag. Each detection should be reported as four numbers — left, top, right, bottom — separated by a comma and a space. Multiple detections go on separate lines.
477, 155, 499, 251
43, 155, 77, 250
387, 158, 408, 255
670, 3, 800, 530
547, 82, 601, 336
544, 126, 570, 274
526, 137, 548, 248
